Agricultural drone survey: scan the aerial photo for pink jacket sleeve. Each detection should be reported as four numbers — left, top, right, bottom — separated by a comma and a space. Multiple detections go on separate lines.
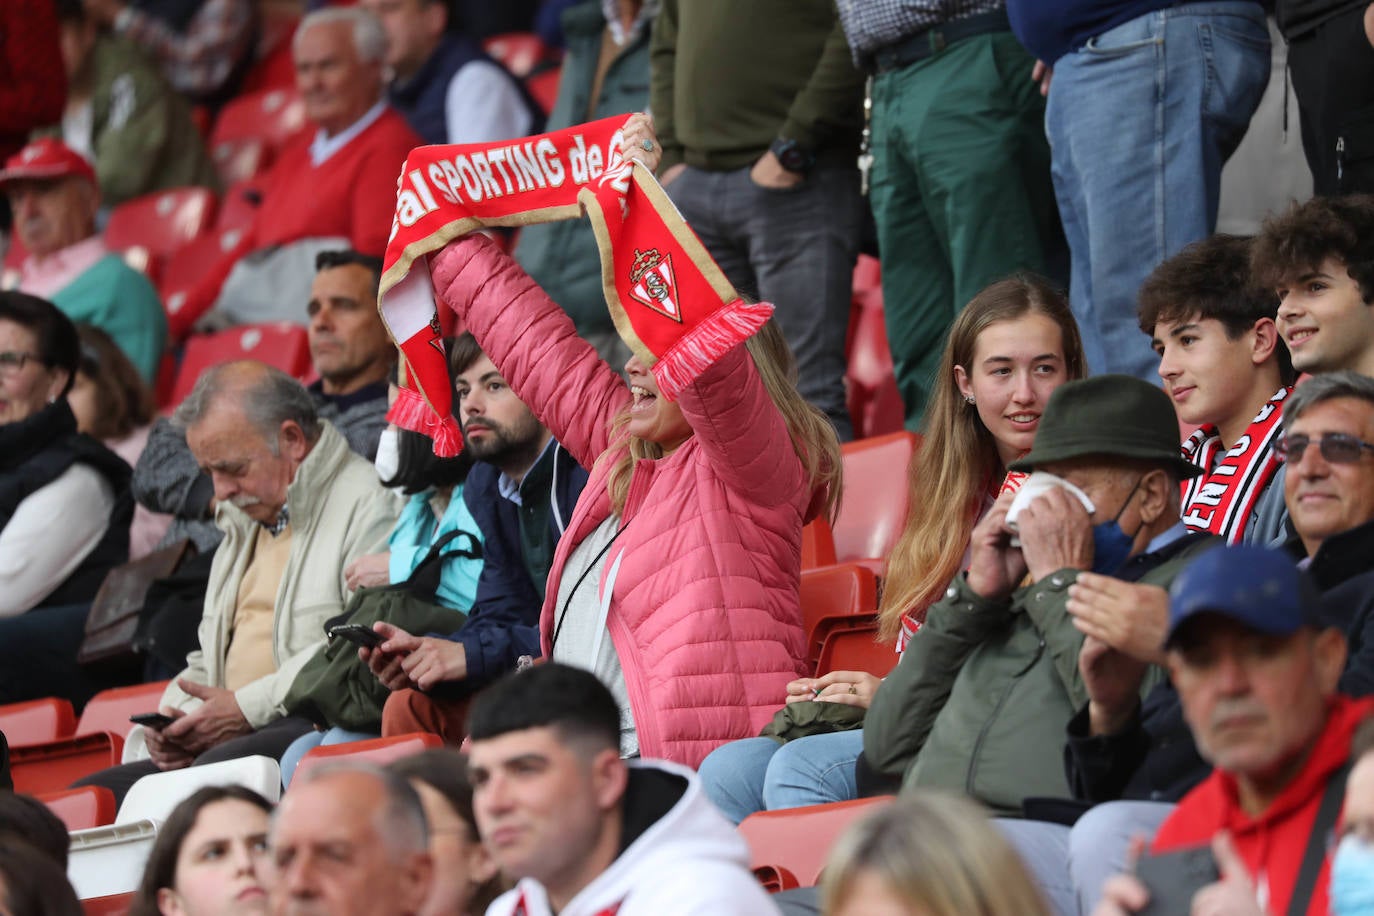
677, 341, 809, 509
429, 235, 629, 471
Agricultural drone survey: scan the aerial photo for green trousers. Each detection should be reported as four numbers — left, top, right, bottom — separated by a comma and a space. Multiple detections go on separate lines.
870, 31, 1063, 429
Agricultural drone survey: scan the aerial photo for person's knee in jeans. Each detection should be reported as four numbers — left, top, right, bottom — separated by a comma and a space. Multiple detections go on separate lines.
697, 737, 779, 825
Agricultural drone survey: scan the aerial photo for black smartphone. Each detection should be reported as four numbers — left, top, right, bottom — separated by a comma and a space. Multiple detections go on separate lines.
328, 622, 386, 649
1135, 845, 1220, 916
129, 712, 176, 730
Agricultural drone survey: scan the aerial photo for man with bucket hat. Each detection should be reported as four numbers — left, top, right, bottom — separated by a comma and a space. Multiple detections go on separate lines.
863, 375, 1217, 816
1095, 544, 1374, 916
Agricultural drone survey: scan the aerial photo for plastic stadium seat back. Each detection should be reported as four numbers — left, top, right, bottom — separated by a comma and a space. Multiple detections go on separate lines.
852, 254, 881, 295
215, 181, 264, 234
77, 682, 172, 739
82, 893, 135, 916
482, 32, 550, 78
3, 231, 27, 272
0, 697, 77, 746
834, 432, 920, 566
104, 188, 218, 262
800, 517, 837, 570
800, 564, 878, 668
526, 67, 561, 115
815, 623, 898, 679
212, 135, 271, 185
293, 733, 443, 783
170, 323, 311, 407
39, 786, 117, 831
845, 288, 905, 440
210, 89, 308, 154
739, 797, 894, 890
117, 756, 281, 825
159, 230, 245, 341
68, 820, 159, 899
9, 733, 124, 795
239, 16, 299, 95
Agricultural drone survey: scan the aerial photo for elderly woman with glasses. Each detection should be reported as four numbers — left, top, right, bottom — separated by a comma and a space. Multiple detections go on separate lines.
0, 291, 132, 701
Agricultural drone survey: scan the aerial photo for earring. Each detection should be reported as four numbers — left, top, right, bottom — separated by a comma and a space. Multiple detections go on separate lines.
964, 395, 975, 406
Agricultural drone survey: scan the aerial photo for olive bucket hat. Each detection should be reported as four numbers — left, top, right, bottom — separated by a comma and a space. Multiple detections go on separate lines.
1008, 374, 1201, 479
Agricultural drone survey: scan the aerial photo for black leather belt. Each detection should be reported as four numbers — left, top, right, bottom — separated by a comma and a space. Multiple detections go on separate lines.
870, 8, 1012, 74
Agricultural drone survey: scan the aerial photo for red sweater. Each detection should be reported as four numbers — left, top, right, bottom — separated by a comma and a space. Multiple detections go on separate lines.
1153, 694, 1374, 916
252, 107, 419, 256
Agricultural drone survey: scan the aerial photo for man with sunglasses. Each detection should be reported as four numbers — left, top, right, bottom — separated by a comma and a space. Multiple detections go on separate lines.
1280, 370, 1374, 695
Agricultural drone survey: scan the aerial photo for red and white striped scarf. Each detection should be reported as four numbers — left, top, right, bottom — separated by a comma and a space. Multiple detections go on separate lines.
1179, 387, 1291, 544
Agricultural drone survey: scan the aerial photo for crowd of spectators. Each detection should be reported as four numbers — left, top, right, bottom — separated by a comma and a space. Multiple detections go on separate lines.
3, 0, 1374, 914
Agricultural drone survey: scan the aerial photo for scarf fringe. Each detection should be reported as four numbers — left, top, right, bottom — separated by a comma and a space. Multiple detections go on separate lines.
386, 386, 464, 457
651, 299, 773, 400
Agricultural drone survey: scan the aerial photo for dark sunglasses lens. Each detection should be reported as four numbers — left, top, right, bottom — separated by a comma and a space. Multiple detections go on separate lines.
1321, 436, 1363, 463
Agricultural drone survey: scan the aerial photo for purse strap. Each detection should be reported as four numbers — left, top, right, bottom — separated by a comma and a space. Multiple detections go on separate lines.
1286, 760, 1350, 916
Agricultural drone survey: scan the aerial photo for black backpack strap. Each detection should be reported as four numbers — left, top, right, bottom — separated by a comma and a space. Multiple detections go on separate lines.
1286, 760, 1351, 916
402, 529, 483, 602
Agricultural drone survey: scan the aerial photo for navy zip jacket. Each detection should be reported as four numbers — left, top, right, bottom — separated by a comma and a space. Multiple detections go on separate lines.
1008, 0, 1262, 65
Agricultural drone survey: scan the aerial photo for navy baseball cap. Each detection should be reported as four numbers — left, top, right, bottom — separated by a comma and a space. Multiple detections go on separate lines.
1164, 545, 1327, 648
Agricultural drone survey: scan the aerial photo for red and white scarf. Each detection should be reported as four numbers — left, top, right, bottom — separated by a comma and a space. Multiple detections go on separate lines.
1180, 387, 1291, 544
378, 115, 770, 455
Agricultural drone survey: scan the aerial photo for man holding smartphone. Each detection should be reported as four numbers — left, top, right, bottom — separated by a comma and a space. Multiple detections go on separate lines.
1095, 545, 1373, 916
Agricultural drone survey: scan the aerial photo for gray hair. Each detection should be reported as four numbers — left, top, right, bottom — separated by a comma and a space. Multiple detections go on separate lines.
1283, 371, 1374, 429
173, 361, 321, 452
294, 6, 387, 64
289, 762, 430, 859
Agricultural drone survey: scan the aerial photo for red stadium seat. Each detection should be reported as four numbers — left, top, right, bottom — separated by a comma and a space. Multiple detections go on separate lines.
815, 623, 897, 679
104, 188, 218, 263
210, 89, 308, 159
3, 229, 28, 272
170, 323, 312, 407
800, 564, 878, 669
845, 287, 905, 439
215, 181, 264, 234
77, 682, 172, 738
0, 697, 77, 746
526, 67, 561, 116
800, 517, 837, 570
852, 254, 881, 295
483, 32, 551, 78
82, 893, 135, 916
833, 432, 919, 569
293, 733, 443, 782
239, 16, 300, 95
212, 135, 271, 185
739, 797, 893, 891
38, 786, 117, 831
159, 230, 248, 341
9, 733, 124, 795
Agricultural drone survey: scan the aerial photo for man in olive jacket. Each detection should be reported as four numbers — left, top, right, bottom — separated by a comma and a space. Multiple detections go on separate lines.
863, 375, 1216, 814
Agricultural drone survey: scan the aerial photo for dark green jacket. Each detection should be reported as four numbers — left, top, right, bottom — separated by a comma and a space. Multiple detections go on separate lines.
864, 533, 1216, 816
514, 2, 651, 337
41, 36, 219, 206
650, 0, 863, 171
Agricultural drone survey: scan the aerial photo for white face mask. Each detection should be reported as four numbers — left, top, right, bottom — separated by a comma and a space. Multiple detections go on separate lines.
373, 426, 400, 484
1005, 471, 1096, 543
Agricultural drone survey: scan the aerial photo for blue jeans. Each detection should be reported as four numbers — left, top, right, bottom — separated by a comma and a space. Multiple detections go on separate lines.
278, 727, 378, 788
697, 731, 864, 825
1046, 1, 1269, 381
998, 800, 1177, 915
666, 164, 861, 439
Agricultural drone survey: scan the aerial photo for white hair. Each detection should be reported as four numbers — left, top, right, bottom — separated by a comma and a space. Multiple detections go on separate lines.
294, 6, 387, 64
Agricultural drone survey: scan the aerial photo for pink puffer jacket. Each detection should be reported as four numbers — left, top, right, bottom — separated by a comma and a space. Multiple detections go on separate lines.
431, 237, 818, 767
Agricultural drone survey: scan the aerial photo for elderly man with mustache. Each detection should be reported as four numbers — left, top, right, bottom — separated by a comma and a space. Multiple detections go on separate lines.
75, 361, 398, 803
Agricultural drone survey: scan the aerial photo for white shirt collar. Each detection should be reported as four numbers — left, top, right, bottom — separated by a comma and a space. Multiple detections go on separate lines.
309, 100, 387, 167
497, 437, 557, 506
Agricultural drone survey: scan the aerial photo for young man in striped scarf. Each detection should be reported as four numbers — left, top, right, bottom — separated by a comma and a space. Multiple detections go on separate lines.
1138, 234, 1296, 546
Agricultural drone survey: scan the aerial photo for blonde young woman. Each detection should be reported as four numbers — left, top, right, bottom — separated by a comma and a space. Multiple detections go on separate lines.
698, 275, 1086, 823
822, 793, 1052, 916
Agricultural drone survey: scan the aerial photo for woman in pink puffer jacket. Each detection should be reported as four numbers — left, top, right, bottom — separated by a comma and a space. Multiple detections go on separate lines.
430, 234, 841, 767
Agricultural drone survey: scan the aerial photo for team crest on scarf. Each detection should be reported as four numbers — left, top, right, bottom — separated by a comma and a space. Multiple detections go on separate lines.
1180, 387, 1291, 544
628, 248, 682, 322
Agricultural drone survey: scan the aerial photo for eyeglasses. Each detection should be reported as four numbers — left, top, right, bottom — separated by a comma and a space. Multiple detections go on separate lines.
0, 351, 42, 377
1276, 433, 1374, 464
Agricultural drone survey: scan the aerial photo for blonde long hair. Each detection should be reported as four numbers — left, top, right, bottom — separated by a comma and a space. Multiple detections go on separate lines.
821, 793, 1053, 916
878, 276, 1085, 641
601, 320, 842, 522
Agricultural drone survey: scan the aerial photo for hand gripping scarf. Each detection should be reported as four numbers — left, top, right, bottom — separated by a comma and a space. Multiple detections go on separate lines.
378, 115, 772, 455
1180, 386, 1291, 545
